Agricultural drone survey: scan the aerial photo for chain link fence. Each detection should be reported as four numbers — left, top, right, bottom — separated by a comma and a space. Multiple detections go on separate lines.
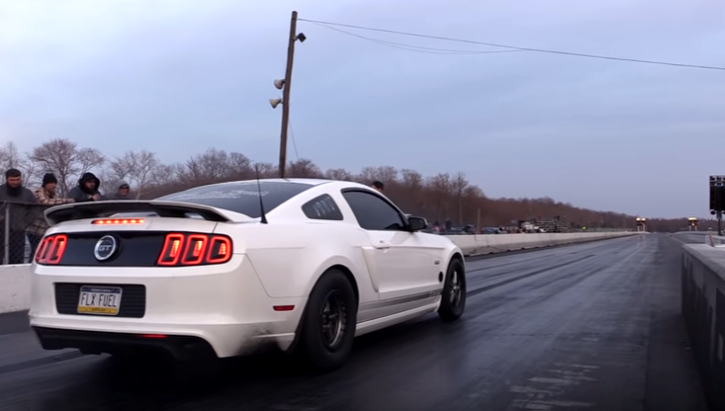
0, 201, 52, 265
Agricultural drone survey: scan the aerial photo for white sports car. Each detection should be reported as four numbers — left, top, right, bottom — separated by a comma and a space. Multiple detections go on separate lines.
29, 178, 467, 370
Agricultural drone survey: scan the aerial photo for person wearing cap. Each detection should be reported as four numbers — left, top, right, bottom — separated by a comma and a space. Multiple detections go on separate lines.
27, 173, 75, 257
34, 173, 75, 206
110, 180, 132, 200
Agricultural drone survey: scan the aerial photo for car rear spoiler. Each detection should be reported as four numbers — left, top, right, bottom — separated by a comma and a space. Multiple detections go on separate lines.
45, 200, 233, 226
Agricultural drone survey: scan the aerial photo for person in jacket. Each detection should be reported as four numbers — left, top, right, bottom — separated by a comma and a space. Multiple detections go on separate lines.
110, 180, 131, 200
34, 173, 75, 206
0, 168, 38, 264
68, 172, 103, 202
27, 173, 75, 252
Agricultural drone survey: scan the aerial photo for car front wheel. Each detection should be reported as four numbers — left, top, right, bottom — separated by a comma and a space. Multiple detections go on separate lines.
438, 257, 466, 322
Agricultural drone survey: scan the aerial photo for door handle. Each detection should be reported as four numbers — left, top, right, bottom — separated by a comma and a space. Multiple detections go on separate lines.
374, 241, 391, 250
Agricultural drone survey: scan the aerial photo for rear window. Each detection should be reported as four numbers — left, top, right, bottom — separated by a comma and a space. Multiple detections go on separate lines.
156, 181, 313, 218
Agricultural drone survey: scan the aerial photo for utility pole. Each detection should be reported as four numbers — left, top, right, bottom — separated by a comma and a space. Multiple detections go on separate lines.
270, 11, 306, 179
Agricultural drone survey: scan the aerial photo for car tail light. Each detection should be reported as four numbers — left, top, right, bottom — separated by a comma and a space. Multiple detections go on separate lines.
207, 236, 232, 264
156, 233, 232, 266
35, 234, 68, 265
182, 234, 207, 265
157, 233, 185, 266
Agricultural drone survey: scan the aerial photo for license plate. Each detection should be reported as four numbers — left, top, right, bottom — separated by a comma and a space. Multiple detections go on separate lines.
77, 286, 123, 315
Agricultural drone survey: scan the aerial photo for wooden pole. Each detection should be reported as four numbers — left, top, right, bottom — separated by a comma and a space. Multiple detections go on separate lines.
278, 11, 298, 178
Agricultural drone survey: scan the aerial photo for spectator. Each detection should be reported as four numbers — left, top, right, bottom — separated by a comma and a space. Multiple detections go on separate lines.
34, 173, 75, 206
110, 180, 132, 200
0, 168, 37, 264
68, 172, 103, 202
371, 180, 384, 193
27, 173, 75, 255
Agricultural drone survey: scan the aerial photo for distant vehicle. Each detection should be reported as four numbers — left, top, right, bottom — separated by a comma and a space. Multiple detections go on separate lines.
28, 179, 467, 371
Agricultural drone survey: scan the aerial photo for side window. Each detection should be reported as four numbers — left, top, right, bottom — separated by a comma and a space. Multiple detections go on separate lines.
302, 194, 343, 221
341, 191, 405, 231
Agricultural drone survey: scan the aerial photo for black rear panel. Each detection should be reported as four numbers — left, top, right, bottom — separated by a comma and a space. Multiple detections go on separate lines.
57, 231, 166, 267
55, 283, 146, 318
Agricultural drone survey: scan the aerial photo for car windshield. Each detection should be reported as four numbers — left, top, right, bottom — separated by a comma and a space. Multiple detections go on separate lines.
155, 181, 314, 218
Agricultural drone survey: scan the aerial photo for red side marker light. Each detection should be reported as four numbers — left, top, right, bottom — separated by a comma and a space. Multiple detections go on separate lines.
140, 334, 167, 339
273, 305, 295, 312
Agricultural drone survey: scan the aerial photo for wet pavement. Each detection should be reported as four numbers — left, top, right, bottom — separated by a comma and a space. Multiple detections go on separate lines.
0, 234, 708, 411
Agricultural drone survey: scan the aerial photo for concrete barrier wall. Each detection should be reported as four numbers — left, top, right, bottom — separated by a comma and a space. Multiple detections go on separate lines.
0, 264, 31, 314
0, 231, 636, 315
681, 244, 725, 410
446, 231, 638, 256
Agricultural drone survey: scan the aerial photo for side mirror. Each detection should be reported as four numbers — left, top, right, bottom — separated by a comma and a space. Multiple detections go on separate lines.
407, 215, 428, 231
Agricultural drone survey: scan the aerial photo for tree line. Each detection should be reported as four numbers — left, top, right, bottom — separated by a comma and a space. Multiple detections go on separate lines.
0, 138, 692, 232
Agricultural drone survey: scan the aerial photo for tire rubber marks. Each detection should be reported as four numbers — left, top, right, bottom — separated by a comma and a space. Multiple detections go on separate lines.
509, 363, 598, 410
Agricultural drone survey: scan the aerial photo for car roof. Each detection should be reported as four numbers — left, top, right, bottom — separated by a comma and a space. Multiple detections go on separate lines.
198, 178, 334, 188
195, 178, 375, 190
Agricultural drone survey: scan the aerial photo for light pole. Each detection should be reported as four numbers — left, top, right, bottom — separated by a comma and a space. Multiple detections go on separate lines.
635, 217, 647, 232
687, 217, 698, 231
270, 11, 306, 179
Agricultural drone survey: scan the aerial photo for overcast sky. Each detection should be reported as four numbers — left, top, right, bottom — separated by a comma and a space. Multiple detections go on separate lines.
1, 0, 723, 218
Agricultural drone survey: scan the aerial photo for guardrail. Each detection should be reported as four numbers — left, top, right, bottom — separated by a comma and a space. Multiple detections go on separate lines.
681, 243, 725, 409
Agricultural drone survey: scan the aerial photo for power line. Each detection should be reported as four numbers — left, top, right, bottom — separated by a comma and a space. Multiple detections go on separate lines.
288, 119, 300, 161
299, 18, 725, 71
308, 21, 522, 55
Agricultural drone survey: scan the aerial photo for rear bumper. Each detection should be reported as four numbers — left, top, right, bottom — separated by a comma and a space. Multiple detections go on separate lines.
32, 326, 216, 361
29, 254, 306, 358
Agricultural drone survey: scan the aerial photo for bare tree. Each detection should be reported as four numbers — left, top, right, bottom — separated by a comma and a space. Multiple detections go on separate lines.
108, 152, 135, 182
130, 150, 159, 198
106, 150, 158, 198
182, 148, 240, 185
400, 169, 423, 189
324, 168, 354, 181
427, 173, 452, 218
96, 168, 121, 197
0, 142, 23, 171
287, 158, 322, 178
77, 148, 105, 176
150, 163, 181, 187
30, 138, 81, 196
359, 166, 398, 184
253, 162, 277, 178
226, 152, 254, 180
450, 172, 469, 225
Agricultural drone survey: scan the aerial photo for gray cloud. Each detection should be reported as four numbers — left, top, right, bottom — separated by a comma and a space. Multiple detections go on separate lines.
1, 0, 724, 218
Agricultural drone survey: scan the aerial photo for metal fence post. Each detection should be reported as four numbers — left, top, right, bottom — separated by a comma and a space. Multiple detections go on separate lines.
3, 204, 9, 265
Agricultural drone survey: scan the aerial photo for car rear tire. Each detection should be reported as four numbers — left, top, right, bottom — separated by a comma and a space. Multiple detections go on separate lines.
438, 257, 466, 322
299, 268, 358, 372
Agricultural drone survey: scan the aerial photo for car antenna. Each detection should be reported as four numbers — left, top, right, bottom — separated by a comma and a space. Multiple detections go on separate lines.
255, 164, 268, 224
